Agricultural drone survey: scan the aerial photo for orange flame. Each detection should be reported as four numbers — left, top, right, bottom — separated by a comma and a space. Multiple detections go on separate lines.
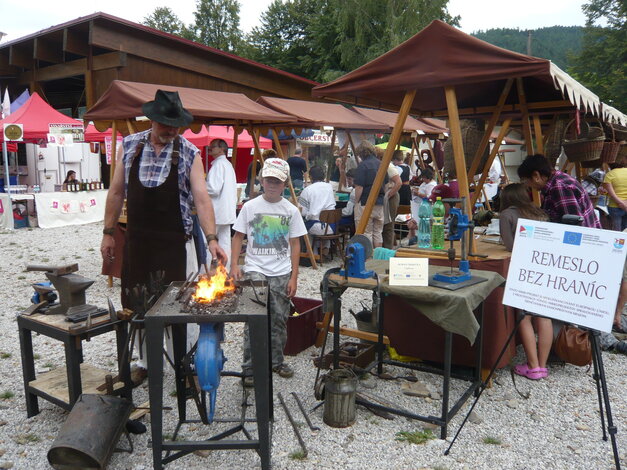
192, 265, 236, 303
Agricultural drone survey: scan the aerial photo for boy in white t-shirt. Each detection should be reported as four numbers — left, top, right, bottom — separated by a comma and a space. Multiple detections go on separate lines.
231, 158, 308, 386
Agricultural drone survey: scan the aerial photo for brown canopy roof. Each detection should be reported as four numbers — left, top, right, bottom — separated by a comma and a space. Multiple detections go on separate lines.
312, 20, 625, 124
352, 107, 446, 134
84, 80, 295, 130
256, 96, 388, 130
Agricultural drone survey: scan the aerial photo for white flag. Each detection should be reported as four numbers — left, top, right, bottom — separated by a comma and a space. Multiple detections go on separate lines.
1, 88, 10, 119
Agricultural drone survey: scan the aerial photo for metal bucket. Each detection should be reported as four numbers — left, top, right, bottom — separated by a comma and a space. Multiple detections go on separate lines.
48, 394, 133, 470
323, 369, 357, 428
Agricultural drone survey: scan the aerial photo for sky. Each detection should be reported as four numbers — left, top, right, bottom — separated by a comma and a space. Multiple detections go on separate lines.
0, 0, 588, 44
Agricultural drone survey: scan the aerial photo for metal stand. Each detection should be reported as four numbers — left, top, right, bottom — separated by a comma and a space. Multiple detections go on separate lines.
446, 316, 621, 470
144, 283, 272, 470
319, 269, 485, 439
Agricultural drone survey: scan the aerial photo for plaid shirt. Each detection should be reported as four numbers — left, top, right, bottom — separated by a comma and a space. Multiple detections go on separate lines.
542, 171, 601, 228
122, 130, 199, 235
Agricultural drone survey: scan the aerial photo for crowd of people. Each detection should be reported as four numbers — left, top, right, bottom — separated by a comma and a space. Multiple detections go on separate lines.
100, 89, 627, 388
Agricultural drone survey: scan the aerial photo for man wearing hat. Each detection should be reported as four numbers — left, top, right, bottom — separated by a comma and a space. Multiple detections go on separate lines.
101, 89, 226, 382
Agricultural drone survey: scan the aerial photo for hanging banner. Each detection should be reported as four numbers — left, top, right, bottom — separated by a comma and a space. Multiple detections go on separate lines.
47, 133, 74, 147
104, 136, 123, 165
297, 130, 333, 146
49, 123, 84, 142
503, 219, 626, 332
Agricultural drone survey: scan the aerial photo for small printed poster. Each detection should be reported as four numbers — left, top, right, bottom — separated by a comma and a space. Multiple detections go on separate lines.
49, 200, 60, 213
389, 257, 429, 286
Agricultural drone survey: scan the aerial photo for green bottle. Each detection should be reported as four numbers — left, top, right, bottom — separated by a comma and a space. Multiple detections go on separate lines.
431, 197, 445, 249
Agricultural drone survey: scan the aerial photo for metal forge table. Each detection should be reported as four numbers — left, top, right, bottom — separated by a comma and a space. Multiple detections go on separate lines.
323, 264, 504, 438
144, 282, 272, 470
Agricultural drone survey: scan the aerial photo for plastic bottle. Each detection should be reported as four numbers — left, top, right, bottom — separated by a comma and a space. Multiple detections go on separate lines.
418, 198, 432, 248
431, 197, 445, 249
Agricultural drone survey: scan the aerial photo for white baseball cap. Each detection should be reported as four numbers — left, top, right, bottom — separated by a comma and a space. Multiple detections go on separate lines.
261, 158, 290, 182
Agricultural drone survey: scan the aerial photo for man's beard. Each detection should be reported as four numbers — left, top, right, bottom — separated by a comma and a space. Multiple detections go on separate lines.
157, 135, 175, 144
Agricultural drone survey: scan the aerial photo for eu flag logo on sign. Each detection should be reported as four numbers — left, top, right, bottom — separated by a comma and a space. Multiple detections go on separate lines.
614, 238, 625, 249
563, 231, 582, 245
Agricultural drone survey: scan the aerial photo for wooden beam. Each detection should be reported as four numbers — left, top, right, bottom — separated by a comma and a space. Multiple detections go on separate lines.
427, 99, 576, 118
0, 52, 20, 75
356, 90, 416, 236
231, 126, 239, 169
34, 38, 63, 63
326, 130, 336, 182
84, 45, 95, 108
466, 78, 513, 180
533, 115, 544, 154
542, 115, 558, 150
9, 45, 33, 68
63, 28, 89, 56
444, 86, 472, 219
470, 118, 511, 207
18, 51, 126, 83
424, 137, 442, 183
516, 78, 534, 155
498, 152, 510, 184
110, 121, 118, 182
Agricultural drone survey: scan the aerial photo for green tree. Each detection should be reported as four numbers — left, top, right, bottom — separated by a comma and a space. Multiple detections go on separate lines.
570, 0, 626, 111
142, 7, 185, 35
192, 0, 243, 52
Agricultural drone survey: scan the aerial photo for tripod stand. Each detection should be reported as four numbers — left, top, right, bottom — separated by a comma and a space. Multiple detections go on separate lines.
446, 313, 621, 470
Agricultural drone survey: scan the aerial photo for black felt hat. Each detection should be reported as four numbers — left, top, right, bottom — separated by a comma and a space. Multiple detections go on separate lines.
142, 90, 193, 127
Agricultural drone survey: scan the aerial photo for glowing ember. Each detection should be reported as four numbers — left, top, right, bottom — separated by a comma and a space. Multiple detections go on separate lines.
192, 265, 236, 303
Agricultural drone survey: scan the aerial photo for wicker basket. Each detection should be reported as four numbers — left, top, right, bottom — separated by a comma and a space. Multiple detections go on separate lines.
562, 118, 605, 163
599, 125, 621, 164
443, 119, 488, 177
544, 116, 569, 167
611, 123, 627, 142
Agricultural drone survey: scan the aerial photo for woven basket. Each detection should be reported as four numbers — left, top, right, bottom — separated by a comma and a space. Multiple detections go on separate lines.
599, 125, 621, 164
611, 123, 627, 142
563, 118, 605, 163
544, 116, 569, 167
618, 143, 627, 163
443, 119, 488, 177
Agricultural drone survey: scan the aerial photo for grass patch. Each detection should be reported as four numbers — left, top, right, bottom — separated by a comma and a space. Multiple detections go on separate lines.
0, 352, 11, 359
41, 258, 50, 263
289, 450, 307, 460
395, 429, 436, 445
483, 436, 502, 445
14, 433, 40, 444
169, 390, 177, 397
17, 275, 26, 280
0, 391, 15, 399
33, 354, 41, 360
43, 362, 55, 369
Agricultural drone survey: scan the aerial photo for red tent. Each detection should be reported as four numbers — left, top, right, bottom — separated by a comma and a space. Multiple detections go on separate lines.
83, 123, 112, 142
0, 93, 81, 141
182, 125, 272, 149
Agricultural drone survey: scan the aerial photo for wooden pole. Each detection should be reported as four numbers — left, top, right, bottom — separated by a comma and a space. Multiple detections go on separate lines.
326, 129, 336, 182
516, 78, 535, 155
231, 125, 239, 169
470, 118, 511, 207
126, 119, 136, 135
466, 78, 514, 180
424, 137, 442, 182
356, 90, 416, 235
270, 128, 318, 269
110, 121, 118, 182
533, 115, 544, 154
444, 86, 472, 218
342, 131, 358, 192
542, 115, 558, 150
248, 125, 262, 199
498, 152, 510, 184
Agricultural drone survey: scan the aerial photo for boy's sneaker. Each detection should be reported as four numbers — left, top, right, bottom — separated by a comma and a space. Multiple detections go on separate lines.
272, 363, 294, 378
613, 341, 627, 355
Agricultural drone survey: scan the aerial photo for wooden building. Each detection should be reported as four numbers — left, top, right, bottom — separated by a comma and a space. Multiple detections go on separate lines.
0, 12, 318, 115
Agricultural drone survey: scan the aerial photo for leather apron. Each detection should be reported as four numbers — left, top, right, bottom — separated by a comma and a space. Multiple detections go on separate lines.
121, 136, 187, 308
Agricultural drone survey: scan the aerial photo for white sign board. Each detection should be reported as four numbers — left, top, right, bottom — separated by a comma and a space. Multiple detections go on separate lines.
389, 257, 428, 286
503, 219, 626, 332
49, 123, 84, 142
47, 133, 74, 147
297, 130, 332, 146
104, 136, 123, 165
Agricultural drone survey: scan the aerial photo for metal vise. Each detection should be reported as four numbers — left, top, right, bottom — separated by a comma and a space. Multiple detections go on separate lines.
339, 238, 374, 279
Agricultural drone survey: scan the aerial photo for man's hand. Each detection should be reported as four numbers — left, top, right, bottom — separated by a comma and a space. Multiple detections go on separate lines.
407, 218, 417, 231
101, 235, 115, 263
208, 240, 227, 265
230, 264, 242, 281
287, 274, 298, 298
620, 200, 627, 212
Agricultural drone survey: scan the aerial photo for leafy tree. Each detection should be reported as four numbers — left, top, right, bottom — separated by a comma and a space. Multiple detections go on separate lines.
192, 0, 243, 52
570, 0, 626, 111
143, 7, 186, 36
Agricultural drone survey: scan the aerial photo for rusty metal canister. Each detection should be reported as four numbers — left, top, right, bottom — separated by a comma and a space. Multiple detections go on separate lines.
323, 369, 357, 428
48, 394, 133, 470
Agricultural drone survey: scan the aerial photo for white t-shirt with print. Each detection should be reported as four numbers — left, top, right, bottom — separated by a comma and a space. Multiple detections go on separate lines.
233, 195, 307, 277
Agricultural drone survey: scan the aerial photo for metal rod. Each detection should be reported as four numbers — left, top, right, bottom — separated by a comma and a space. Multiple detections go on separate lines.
291, 392, 320, 431
278, 392, 308, 457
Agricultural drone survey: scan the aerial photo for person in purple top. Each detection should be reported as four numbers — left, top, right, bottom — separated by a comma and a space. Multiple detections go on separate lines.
517, 154, 600, 229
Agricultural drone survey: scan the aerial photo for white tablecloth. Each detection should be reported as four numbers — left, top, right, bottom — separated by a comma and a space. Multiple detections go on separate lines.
34, 190, 108, 229
0, 193, 12, 229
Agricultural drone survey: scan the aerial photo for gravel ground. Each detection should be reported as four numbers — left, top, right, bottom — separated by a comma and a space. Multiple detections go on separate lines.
0, 222, 626, 470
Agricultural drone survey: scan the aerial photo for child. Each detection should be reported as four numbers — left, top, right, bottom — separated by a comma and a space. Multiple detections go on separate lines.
499, 183, 552, 380
231, 158, 307, 386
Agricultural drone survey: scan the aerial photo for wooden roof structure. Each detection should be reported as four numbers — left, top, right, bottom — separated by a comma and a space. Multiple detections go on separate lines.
0, 12, 318, 115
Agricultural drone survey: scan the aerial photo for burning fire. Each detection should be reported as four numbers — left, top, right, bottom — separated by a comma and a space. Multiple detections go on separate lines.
192, 265, 236, 303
